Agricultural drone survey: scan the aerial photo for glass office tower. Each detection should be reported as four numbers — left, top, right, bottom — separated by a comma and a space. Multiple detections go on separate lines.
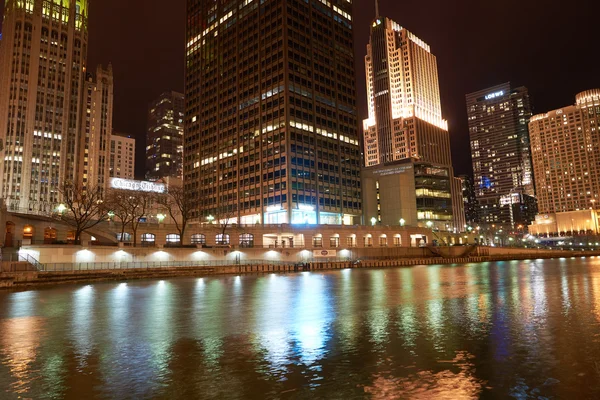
185, 0, 362, 225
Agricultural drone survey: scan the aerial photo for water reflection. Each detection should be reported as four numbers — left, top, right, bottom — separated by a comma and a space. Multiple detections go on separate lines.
1, 258, 600, 398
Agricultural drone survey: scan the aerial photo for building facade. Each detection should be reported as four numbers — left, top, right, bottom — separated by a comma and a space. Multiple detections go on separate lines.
361, 16, 464, 231
79, 64, 113, 192
184, 0, 362, 225
146, 91, 184, 180
528, 89, 600, 236
466, 83, 537, 229
109, 133, 135, 180
0, 0, 89, 213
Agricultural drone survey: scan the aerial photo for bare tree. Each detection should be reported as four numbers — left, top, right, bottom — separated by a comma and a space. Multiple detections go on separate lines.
57, 182, 110, 244
104, 189, 135, 242
127, 192, 153, 247
156, 186, 193, 245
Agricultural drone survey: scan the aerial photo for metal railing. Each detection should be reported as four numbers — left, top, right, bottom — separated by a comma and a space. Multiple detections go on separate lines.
18, 253, 44, 271
40, 259, 298, 272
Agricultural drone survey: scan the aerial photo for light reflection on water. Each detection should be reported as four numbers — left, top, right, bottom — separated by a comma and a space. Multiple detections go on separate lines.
1, 258, 600, 398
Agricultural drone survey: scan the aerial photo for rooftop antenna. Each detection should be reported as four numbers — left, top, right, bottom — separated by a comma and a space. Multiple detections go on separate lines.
375, 0, 380, 18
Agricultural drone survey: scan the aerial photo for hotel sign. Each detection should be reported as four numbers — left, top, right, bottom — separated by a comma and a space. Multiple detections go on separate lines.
110, 178, 166, 193
484, 91, 504, 100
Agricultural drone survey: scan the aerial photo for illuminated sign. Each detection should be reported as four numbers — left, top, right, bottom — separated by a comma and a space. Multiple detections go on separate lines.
313, 250, 337, 258
110, 178, 166, 193
298, 204, 315, 211
485, 91, 504, 100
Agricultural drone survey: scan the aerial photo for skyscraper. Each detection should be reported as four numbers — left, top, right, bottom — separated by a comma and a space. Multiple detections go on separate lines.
79, 64, 113, 193
0, 0, 89, 213
466, 83, 537, 229
110, 133, 135, 180
363, 17, 450, 167
528, 89, 600, 236
361, 16, 464, 232
185, 0, 362, 225
146, 91, 184, 180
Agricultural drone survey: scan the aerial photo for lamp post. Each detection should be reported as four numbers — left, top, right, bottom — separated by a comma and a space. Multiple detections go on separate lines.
371, 217, 377, 226
207, 215, 215, 224
399, 218, 405, 227
157, 213, 166, 223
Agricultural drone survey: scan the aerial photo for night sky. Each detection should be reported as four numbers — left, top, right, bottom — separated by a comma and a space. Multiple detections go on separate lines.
1, 0, 598, 178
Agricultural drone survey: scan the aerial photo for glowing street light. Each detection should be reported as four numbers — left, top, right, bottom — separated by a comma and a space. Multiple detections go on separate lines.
426, 221, 433, 229
157, 213, 166, 223
370, 217, 377, 226
56, 204, 67, 213
207, 215, 215, 224
399, 218, 405, 227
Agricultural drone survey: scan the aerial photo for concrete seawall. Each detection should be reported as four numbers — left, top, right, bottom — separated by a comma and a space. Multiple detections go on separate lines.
2, 252, 599, 289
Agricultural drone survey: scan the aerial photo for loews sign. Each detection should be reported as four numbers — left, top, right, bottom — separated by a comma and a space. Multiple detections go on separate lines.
110, 178, 166, 193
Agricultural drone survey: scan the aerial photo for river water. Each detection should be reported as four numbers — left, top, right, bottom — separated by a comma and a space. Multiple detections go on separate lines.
1, 258, 600, 399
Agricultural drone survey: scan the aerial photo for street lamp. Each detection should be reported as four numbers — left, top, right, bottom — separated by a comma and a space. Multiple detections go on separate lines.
370, 217, 377, 226
56, 204, 66, 213
426, 221, 433, 229
207, 215, 215, 224
157, 213, 166, 223
399, 218, 405, 227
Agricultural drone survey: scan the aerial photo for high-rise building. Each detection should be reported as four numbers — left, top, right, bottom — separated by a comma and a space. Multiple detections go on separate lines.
109, 133, 135, 180
361, 16, 464, 232
466, 83, 537, 229
0, 0, 89, 213
458, 174, 478, 225
185, 0, 362, 225
79, 64, 113, 193
363, 18, 450, 167
146, 91, 184, 180
528, 89, 600, 236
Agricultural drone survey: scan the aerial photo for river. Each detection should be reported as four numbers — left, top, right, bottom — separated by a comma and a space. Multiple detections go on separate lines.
1, 258, 600, 398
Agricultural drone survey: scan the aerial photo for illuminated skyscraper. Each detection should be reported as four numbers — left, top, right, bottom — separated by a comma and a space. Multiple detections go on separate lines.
79, 64, 113, 193
0, 0, 89, 213
363, 17, 450, 167
146, 91, 184, 180
466, 83, 537, 229
185, 0, 362, 225
361, 16, 464, 232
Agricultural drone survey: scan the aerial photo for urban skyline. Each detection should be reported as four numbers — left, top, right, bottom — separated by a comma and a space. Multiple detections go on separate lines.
2, 0, 598, 178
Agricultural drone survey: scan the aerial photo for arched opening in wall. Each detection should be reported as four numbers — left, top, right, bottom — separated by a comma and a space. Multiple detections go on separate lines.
216, 234, 230, 246
66, 231, 76, 244
191, 234, 206, 246
329, 234, 340, 248
312, 234, 323, 248
379, 234, 387, 247
23, 225, 34, 244
239, 233, 254, 248
346, 234, 356, 248
4, 222, 15, 248
117, 232, 133, 243
166, 234, 181, 247
364, 234, 373, 247
141, 233, 156, 247
44, 227, 58, 244
393, 234, 402, 247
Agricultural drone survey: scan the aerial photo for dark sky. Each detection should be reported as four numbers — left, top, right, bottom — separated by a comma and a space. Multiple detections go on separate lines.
1, 0, 599, 178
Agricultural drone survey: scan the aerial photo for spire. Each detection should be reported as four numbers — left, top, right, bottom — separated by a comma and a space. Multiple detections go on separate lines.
375, 0, 380, 18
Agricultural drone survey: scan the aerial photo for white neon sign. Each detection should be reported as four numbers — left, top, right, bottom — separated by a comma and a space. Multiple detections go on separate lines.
485, 91, 504, 100
110, 178, 166, 193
